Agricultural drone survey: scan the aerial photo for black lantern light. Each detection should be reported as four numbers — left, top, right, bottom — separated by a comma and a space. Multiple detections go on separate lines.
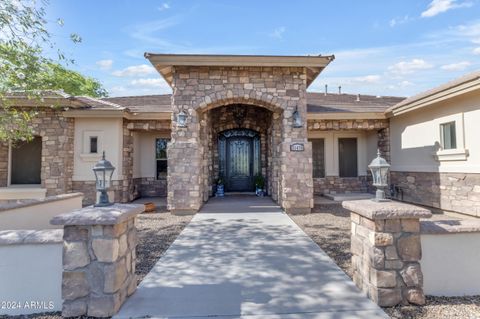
93, 151, 115, 207
292, 106, 303, 128
368, 149, 391, 202
177, 110, 187, 127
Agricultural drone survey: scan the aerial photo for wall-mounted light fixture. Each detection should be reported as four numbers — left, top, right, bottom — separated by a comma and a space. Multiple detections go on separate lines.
177, 109, 187, 127
292, 106, 303, 128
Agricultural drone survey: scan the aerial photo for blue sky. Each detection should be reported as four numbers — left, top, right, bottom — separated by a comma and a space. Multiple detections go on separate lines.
46, 0, 480, 97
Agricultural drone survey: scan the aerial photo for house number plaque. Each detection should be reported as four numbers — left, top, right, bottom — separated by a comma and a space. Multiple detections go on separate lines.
290, 143, 305, 152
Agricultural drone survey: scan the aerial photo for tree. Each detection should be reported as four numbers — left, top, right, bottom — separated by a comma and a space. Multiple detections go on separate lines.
0, 0, 107, 142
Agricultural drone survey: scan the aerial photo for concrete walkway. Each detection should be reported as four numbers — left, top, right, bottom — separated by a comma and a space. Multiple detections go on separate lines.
115, 196, 388, 319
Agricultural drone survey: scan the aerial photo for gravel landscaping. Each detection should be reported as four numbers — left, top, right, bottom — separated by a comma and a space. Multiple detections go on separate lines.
289, 203, 480, 319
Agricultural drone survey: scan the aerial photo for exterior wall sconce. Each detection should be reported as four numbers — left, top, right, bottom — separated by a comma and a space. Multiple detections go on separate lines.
292, 107, 303, 128
93, 151, 115, 207
177, 110, 187, 127
368, 149, 391, 202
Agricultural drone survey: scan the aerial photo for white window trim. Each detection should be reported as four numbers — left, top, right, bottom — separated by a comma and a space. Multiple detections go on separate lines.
81, 130, 104, 161
433, 113, 468, 162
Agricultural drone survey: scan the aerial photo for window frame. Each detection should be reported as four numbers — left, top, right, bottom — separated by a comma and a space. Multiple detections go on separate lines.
155, 138, 169, 180
440, 121, 457, 150
309, 138, 326, 178
338, 137, 358, 178
89, 136, 98, 154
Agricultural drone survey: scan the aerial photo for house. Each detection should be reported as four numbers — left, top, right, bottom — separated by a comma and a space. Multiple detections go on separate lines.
1, 54, 478, 217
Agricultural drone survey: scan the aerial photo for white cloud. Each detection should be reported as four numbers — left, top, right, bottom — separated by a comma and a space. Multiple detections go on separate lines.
399, 80, 414, 87
96, 59, 113, 70
269, 27, 286, 39
158, 3, 170, 11
440, 61, 471, 70
130, 78, 169, 88
112, 64, 156, 77
473, 47, 480, 55
388, 59, 434, 75
353, 75, 382, 83
421, 0, 473, 18
390, 15, 411, 27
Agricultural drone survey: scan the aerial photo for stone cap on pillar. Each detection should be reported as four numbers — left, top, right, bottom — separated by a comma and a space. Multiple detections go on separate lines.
50, 203, 144, 226
343, 199, 432, 220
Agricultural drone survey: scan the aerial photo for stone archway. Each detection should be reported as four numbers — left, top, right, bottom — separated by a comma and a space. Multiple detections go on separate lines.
167, 65, 314, 214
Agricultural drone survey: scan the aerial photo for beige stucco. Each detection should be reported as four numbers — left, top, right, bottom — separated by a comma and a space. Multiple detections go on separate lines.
390, 90, 480, 173
307, 130, 377, 176
73, 118, 124, 181
132, 131, 170, 179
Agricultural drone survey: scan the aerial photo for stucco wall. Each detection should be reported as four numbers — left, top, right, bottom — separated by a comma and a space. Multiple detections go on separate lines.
0, 238, 62, 315
390, 90, 480, 215
421, 232, 480, 296
73, 118, 124, 181
0, 193, 83, 230
390, 90, 480, 173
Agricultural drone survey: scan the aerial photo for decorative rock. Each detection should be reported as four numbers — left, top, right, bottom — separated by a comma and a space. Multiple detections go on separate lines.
372, 288, 402, 307
104, 261, 128, 293
385, 246, 399, 260
400, 263, 423, 287
92, 238, 119, 262
401, 219, 420, 233
405, 288, 426, 305
62, 271, 89, 300
397, 234, 421, 261
118, 233, 128, 257
63, 241, 89, 270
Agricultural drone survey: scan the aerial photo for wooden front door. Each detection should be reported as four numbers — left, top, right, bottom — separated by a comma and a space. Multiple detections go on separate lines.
226, 137, 253, 191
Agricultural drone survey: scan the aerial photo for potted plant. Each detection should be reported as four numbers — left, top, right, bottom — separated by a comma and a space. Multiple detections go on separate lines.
215, 177, 225, 197
254, 174, 265, 196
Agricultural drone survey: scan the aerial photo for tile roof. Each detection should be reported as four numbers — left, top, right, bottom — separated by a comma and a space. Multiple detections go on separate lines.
101, 92, 404, 114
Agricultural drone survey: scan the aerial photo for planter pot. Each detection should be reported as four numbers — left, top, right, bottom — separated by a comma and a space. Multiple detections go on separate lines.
216, 184, 225, 197
144, 202, 156, 213
256, 187, 264, 197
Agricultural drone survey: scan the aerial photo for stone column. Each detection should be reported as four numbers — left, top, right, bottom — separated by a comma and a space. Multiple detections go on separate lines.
343, 200, 432, 307
50, 204, 143, 317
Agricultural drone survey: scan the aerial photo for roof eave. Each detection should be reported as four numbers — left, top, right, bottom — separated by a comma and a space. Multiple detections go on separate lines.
145, 53, 335, 89
308, 112, 387, 120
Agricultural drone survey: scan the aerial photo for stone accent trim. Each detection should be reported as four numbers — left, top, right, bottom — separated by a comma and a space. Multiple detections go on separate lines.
391, 171, 480, 217
314, 176, 369, 195
52, 204, 143, 317
343, 199, 431, 307
307, 119, 389, 131
133, 177, 167, 197
0, 142, 7, 187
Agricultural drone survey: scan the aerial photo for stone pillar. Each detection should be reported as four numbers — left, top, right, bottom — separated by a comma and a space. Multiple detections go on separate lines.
343, 200, 432, 307
50, 204, 143, 317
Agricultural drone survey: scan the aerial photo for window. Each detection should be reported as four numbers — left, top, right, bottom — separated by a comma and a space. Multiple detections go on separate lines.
90, 136, 98, 154
310, 138, 325, 178
11, 136, 42, 184
441, 121, 456, 150
155, 138, 169, 179
338, 138, 358, 177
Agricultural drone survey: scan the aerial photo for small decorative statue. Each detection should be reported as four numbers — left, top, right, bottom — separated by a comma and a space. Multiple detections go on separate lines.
215, 177, 225, 197
254, 174, 265, 197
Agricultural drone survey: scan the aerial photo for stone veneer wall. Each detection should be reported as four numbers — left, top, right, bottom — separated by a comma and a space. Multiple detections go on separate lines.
207, 105, 271, 196
391, 171, 480, 217
314, 176, 369, 195
169, 66, 313, 213
133, 177, 167, 197
0, 109, 74, 195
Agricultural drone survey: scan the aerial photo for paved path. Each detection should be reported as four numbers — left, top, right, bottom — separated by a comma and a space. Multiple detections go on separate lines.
115, 196, 388, 319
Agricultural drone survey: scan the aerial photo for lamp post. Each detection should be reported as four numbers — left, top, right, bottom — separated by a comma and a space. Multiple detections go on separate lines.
93, 151, 115, 207
368, 149, 391, 202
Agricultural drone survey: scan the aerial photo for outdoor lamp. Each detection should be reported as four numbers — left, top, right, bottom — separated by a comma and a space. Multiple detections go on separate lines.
368, 149, 391, 202
292, 107, 303, 128
93, 151, 115, 207
177, 110, 187, 127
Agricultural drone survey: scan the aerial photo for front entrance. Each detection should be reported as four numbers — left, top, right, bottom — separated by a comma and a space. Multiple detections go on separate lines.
218, 129, 260, 192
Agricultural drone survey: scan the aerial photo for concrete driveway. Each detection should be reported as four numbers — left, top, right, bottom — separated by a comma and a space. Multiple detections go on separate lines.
115, 195, 387, 319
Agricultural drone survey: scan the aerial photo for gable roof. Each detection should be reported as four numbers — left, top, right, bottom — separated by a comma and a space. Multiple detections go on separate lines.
387, 70, 480, 116
144, 53, 335, 88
